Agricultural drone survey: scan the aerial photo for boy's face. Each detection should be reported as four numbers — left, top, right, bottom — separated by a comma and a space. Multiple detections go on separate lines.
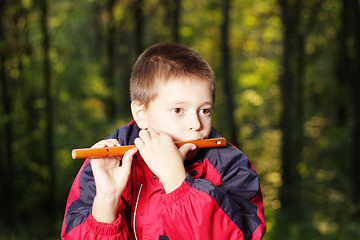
135, 78, 213, 142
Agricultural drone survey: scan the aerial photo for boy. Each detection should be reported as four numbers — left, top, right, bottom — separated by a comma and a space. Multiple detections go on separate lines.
61, 43, 266, 239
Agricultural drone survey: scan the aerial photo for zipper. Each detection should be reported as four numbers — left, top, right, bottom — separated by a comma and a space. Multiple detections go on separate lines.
133, 183, 143, 240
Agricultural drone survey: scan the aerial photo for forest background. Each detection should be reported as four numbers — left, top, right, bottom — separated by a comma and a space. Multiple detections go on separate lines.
1, 0, 360, 239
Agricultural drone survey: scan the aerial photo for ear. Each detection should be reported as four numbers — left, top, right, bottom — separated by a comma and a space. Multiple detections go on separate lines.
131, 101, 148, 129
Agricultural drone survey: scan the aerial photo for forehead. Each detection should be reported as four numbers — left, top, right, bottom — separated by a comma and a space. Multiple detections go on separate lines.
155, 77, 214, 102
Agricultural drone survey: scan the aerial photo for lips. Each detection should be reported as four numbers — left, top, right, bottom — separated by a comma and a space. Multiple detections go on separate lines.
181, 136, 204, 142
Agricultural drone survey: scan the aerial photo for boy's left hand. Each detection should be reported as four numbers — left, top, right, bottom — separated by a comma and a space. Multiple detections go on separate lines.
134, 129, 197, 193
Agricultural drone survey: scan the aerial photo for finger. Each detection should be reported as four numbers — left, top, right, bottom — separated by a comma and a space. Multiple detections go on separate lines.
122, 147, 138, 170
179, 143, 197, 157
91, 139, 120, 148
102, 139, 120, 148
107, 139, 121, 147
134, 137, 144, 149
139, 129, 151, 142
147, 128, 159, 137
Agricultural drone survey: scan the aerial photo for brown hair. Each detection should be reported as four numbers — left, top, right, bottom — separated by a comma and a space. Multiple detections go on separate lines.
130, 42, 215, 105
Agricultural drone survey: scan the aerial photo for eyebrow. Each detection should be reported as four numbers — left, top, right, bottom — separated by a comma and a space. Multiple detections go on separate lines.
168, 101, 213, 107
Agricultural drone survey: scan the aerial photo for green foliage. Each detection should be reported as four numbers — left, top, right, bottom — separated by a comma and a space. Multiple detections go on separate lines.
0, 0, 359, 239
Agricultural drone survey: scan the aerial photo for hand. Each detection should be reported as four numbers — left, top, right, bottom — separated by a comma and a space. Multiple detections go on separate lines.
134, 129, 197, 193
90, 139, 138, 223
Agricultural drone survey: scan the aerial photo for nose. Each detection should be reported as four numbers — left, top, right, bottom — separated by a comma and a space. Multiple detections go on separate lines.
187, 113, 202, 131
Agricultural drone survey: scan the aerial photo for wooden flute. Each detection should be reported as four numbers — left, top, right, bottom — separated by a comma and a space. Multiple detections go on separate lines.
72, 138, 226, 159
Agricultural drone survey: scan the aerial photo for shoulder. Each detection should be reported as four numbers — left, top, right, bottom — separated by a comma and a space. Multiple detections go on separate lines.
206, 142, 249, 175
205, 127, 250, 172
205, 129, 258, 185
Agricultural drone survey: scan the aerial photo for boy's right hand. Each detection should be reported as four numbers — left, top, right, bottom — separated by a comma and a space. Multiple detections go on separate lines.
90, 139, 138, 223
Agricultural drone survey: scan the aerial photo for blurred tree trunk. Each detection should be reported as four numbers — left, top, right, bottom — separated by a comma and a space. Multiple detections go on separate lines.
336, 0, 351, 126
338, 0, 360, 208
335, 0, 350, 126
118, 14, 133, 116
134, 0, 144, 55
338, 0, 353, 200
0, 0, 14, 226
39, 0, 54, 220
119, 39, 131, 116
279, 0, 323, 211
104, 0, 117, 121
221, 0, 238, 147
92, 0, 103, 59
278, 0, 302, 210
162, 0, 181, 43
171, 0, 181, 42
350, 0, 360, 206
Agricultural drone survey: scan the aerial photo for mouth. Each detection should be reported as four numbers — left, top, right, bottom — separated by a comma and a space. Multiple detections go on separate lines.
179, 137, 203, 142
170, 133, 207, 142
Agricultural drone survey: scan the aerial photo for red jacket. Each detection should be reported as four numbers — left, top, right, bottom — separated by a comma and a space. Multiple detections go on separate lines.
61, 121, 266, 239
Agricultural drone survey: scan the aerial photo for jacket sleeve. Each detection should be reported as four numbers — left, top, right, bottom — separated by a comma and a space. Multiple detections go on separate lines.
161, 144, 266, 240
60, 159, 132, 240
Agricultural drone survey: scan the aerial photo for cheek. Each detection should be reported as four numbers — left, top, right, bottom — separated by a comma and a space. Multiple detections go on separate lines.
203, 118, 213, 134
165, 123, 187, 141
150, 115, 180, 135
202, 116, 212, 127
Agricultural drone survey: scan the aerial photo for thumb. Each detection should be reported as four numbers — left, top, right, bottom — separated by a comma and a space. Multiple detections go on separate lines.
179, 143, 197, 158
121, 147, 138, 172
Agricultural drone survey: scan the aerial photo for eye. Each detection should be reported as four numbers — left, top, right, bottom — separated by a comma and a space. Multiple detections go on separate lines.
171, 108, 183, 115
201, 108, 212, 115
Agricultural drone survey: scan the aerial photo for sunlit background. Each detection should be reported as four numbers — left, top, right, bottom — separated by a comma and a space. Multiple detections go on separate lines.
1, 0, 359, 239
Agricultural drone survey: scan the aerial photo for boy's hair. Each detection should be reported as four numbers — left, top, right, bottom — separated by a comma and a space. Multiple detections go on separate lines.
130, 42, 215, 105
